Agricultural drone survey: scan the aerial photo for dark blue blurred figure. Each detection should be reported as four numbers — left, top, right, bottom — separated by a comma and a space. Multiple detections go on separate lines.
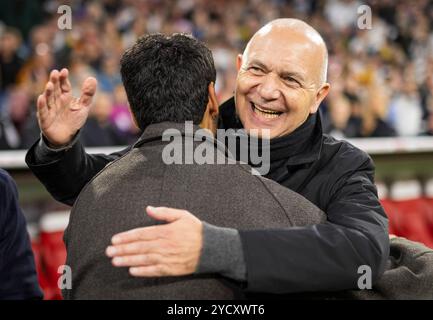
0, 168, 42, 299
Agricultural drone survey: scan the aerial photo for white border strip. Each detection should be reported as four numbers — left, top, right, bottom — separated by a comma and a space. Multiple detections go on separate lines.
0, 146, 126, 169
1, 136, 433, 169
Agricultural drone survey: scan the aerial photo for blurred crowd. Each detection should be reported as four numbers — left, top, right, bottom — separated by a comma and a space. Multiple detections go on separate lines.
1, 0, 433, 150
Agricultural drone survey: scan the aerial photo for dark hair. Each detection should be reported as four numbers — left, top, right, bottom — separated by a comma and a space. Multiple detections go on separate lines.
120, 33, 216, 131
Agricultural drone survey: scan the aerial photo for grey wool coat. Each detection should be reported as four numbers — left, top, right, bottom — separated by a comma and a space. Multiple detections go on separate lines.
63, 122, 326, 299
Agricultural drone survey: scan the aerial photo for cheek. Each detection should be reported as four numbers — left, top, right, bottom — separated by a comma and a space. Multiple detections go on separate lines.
284, 90, 314, 114
237, 73, 260, 95
282, 90, 300, 112
236, 76, 255, 112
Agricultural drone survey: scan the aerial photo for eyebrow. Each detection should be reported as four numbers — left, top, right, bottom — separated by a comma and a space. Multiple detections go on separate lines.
280, 71, 306, 83
248, 59, 269, 72
248, 59, 306, 83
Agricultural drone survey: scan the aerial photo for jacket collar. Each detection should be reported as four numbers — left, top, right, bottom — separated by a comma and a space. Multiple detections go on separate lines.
132, 121, 228, 155
218, 97, 323, 166
133, 122, 197, 147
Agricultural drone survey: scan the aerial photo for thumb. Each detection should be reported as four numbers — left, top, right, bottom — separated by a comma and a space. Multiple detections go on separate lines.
146, 206, 185, 223
78, 77, 97, 107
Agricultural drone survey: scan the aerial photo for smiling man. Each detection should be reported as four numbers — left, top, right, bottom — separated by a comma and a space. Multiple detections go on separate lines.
26, 19, 389, 296
235, 19, 329, 139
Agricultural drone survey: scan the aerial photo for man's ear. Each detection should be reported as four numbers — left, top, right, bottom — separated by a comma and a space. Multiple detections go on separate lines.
236, 54, 243, 71
207, 82, 219, 118
128, 104, 140, 130
310, 83, 330, 114
199, 82, 219, 133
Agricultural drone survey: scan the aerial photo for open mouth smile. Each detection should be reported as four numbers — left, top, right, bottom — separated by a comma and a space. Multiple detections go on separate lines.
250, 102, 283, 119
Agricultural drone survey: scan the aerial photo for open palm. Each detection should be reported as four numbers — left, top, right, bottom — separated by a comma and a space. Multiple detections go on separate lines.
37, 68, 97, 147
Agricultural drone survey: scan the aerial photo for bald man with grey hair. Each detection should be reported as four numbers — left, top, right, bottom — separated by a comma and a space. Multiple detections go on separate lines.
243, 19, 329, 85
27, 18, 389, 297
235, 18, 331, 139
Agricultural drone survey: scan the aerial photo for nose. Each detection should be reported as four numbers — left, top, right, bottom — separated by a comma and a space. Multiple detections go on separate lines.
257, 73, 281, 101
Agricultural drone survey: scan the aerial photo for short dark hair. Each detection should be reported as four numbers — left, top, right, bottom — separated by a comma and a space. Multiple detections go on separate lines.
120, 33, 216, 131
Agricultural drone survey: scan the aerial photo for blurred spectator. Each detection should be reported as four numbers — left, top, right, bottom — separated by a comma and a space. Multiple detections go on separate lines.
80, 92, 128, 147
325, 0, 362, 32
110, 84, 139, 144
323, 93, 361, 139
0, 106, 20, 149
425, 112, 433, 136
1, 0, 433, 149
0, 27, 24, 91
0, 0, 44, 40
359, 84, 396, 137
388, 69, 424, 136
97, 55, 122, 93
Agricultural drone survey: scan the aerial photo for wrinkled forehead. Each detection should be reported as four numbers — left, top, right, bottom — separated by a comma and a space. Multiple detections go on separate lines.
245, 27, 325, 83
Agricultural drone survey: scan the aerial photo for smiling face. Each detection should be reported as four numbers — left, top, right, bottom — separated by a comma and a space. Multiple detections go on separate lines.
235, 19, 330, 139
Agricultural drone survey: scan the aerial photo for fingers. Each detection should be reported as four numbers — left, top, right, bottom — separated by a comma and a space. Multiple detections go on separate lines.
59, 68, 71, 93
110, 207, 191, 245
146, 206, 186, 223
36, 94, 49, 123
49, 70, 61, 101
78, 77, 97, 107
45, 81, 55, 109
129, 265, 168, 277
112, 254, 162, 267
111, 225, 169, 245
36, 94, 47, 113
37, 94, 48, 119
106, 240, 161, 257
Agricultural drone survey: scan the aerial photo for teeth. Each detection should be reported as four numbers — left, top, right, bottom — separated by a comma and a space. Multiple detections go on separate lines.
254, 104, 280, 114
253, 107, 280, 118
252, 103, 281, 119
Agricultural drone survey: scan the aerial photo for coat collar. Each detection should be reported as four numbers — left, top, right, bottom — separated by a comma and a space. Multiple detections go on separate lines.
133, 121, 198, 146
132, 121, 228, 156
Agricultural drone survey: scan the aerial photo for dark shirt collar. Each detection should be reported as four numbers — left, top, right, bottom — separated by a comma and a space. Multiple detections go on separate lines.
218, 97, 323, 166
132, 97, 323, 167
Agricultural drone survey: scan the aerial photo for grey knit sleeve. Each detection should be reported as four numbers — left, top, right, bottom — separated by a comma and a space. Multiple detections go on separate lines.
195, 222, 247, 282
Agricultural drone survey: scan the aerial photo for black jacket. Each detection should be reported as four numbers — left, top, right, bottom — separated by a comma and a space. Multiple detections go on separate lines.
0, 169, 43, 299
25, 97, 389, 294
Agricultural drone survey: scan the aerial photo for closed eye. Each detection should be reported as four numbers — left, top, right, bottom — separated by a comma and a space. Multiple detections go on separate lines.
248, 66, 265, 75
283, 76, 301, 86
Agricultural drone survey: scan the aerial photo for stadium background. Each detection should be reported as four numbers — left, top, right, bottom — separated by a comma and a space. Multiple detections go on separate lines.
0, 0, 433, 299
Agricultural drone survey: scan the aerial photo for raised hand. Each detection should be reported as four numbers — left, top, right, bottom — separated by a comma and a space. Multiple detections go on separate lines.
36, 68, 97, 147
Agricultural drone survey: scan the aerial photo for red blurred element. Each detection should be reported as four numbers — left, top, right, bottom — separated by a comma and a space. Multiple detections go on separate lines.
380, 198, 402, 235
31, 231, 67, 300
39, 230, 67, 300
382, 198, 433, 249
422, 197, 433, 246
31, 211, 70, 300
30, 240, 49, 296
